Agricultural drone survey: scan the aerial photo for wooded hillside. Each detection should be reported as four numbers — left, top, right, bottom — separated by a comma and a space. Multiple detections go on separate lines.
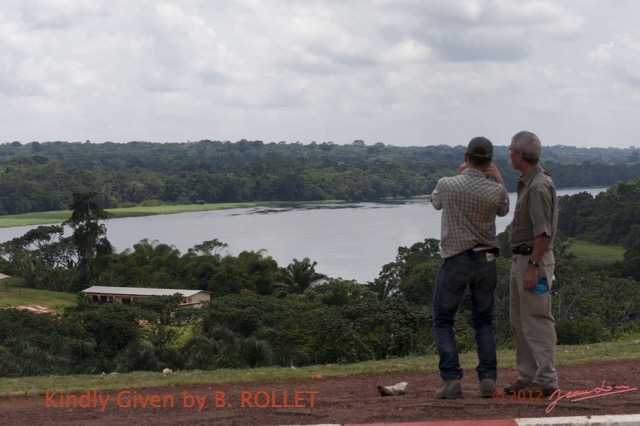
1, 140, 639, 215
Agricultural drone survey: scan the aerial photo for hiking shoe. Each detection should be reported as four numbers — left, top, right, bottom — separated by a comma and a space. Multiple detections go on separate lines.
526, 383, 558, 397
480, 378, 497, 398
435, 379, 462, 399
503, 380, 530, 393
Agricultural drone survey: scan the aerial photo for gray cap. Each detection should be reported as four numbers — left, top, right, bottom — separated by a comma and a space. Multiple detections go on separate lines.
466, 136, 493, 159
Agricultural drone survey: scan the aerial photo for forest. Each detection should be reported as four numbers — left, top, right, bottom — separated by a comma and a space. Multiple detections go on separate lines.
1, 139, 639, 215
0, 140, 639, 377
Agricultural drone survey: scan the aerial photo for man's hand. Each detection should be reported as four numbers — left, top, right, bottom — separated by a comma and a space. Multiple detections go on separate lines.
523, 266, 538, 291
484, 163, 505, 185
524, 234, 551, 291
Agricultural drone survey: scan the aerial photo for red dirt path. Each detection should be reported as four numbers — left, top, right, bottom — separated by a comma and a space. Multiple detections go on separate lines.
1, 359, 639, 426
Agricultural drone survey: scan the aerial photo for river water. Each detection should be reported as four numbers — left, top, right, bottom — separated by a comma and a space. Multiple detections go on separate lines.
0, 188, 607, 283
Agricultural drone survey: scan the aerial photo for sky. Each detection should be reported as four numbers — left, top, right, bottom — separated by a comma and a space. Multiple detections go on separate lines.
1, 0, 639, 149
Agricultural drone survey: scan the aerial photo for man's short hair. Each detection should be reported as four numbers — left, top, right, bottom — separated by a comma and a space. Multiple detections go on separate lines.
510, 131, 541, 164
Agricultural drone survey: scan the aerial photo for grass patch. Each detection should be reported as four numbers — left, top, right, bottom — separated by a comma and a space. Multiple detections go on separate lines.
0, 211, 73, 228
568, 239, 626, 268
1, 334, 638, 397
0, 279, 77, 311
170, 324, 198, 348
0, 200, 346, 228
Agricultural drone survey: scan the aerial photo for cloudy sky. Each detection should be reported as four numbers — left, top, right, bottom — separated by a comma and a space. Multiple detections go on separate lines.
1, 0, 638, 148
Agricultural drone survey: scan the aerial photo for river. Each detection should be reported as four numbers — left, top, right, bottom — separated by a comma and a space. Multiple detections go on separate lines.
0, 188, 607, 283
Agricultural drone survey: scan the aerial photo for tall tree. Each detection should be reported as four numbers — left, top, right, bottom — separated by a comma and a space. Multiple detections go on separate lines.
370, 238, 441, 304
65, 192, 114, 289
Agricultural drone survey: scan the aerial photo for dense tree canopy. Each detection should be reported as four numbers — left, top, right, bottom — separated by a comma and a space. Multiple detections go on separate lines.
1, 140, 639, 215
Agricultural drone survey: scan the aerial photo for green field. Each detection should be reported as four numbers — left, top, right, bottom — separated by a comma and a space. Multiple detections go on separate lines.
0, 279, 77, 311
567, 239, 626, 268
0, 200, 345, 228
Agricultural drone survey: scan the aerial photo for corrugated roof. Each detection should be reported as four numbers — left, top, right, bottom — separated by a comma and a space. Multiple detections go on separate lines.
80, 286, 207, 298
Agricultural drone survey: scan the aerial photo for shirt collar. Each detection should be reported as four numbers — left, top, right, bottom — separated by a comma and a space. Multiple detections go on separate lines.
462, 168, 485, 178
518, 165, 542, 186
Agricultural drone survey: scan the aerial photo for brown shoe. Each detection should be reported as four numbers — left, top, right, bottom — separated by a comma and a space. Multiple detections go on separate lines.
435, 379, 462, 399
526, 383, 558, 397
503, 380, 531, 393
480, 378, 497, 398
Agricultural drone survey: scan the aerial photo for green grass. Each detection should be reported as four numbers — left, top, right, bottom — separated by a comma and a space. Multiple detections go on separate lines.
0, 211, 73, 228
568, 239, 626, 268
0, 279, 77, 311
0, 200, 346, 228
171, 324, 198, 348
1, 334, 638, 397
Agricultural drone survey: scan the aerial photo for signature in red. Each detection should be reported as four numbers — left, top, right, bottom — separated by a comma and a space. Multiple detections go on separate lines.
546, 379, 638, 413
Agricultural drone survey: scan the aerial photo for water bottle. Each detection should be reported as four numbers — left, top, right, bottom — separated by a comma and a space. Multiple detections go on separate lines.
531, 277, 549, 294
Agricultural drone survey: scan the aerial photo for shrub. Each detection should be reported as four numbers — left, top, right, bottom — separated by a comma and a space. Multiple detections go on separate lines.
115, 342, 159, 373
556, 317, 609, 345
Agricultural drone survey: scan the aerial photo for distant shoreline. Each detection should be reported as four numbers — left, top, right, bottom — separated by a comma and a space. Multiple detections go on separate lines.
0, 186, 608, 229
0, 199, 373, 228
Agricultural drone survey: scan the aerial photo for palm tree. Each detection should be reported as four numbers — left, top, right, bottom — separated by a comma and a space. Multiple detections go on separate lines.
275, 257, 327, 296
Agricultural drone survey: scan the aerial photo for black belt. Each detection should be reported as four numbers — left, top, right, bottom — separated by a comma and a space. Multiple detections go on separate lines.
466, 246, 500, 255
512, 244, 532, 255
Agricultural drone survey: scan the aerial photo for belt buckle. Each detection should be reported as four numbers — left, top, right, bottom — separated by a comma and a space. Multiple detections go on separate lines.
516, 244, 532, 255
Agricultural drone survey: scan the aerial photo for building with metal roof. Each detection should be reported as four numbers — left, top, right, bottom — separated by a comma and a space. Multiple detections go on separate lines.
80, 286, 210, 308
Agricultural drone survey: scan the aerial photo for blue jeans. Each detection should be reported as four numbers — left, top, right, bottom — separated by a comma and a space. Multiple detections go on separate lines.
433, 250, 497, 381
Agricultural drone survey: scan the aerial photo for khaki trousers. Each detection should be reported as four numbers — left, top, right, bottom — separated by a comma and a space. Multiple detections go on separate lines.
509, 250, 558, 388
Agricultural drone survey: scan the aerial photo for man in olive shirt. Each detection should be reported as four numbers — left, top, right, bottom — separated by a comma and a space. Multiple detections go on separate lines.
505, 130, 559, 396
431, 136, 509, 399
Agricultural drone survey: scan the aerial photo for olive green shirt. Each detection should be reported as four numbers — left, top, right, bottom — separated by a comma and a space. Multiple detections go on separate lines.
509, 166, 558, 249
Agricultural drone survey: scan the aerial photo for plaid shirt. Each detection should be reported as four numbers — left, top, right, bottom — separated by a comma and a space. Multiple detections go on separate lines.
431, 168, 509, 258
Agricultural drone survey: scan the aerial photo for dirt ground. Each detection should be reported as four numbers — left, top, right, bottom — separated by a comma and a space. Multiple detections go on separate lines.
1, 359, 639, 426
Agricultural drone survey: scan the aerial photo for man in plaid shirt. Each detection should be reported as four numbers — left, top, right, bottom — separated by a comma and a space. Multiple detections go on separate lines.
431, 136, 509, 399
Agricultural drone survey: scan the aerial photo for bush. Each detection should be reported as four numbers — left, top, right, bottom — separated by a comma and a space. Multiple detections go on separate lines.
155, 346, 185, 370
115, 342, 159, 373
0, 351, 22, 377
556, 317, 609, 345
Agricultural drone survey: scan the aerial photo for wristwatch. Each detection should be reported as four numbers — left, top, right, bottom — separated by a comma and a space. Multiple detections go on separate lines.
528, 259, 540, 268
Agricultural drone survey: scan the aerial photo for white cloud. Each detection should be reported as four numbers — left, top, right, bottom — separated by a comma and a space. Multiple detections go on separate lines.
19, 0, 104, 29
589, 34, 640, 87
0, 0, 638, 147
